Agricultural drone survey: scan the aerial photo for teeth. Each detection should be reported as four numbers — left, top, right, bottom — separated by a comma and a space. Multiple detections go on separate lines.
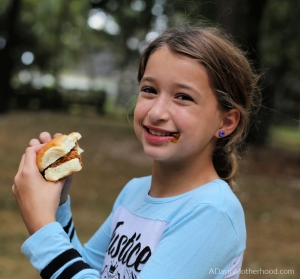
149, 129, 171, 136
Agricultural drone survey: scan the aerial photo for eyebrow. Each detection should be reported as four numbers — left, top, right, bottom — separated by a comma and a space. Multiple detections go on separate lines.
176, 83, 197, 92
140, 76, 154, 83
141, 76, 200, 95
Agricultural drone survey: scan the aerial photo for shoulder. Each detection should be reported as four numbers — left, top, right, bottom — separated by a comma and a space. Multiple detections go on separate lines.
211, 180, 245, 225
180, 180, 246, 242
167, 180, 246, 255
190, 179, 244, 214
200, 180, 246, 253
194, 179, 246, 230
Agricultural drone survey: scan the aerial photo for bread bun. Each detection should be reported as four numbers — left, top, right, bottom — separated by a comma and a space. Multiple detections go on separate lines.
44, 158, 82, 182
37, 132, 83, 182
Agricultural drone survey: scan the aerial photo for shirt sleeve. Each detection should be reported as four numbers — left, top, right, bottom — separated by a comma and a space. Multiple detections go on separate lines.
21, 180, 131, 279
55, 196, 83, 252
138, 204, 242, 279
57, 196, 116, 271
21, 222, 100, 278
21, 196, 113, 278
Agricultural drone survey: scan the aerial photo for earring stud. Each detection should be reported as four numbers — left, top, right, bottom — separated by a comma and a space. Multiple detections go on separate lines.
219, 130, 226, 138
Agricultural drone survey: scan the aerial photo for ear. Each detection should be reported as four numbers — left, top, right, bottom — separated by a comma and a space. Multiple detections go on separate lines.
216, 108, 240, 138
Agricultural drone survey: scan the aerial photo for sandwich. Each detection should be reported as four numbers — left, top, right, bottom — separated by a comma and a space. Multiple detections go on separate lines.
36, 132, 83, 182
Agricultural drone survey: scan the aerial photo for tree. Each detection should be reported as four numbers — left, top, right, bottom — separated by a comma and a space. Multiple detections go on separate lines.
260, 0, 300, 123
1, 0, 299, 140
0, 0, 109, 112
214, 0, 269, 144
0, 0, 21, 113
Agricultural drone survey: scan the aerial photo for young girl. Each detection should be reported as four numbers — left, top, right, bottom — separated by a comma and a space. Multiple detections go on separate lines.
13, 26, 259, 279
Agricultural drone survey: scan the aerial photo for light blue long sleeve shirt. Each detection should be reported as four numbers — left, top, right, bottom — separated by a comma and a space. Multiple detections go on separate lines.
22, 177, 246, 279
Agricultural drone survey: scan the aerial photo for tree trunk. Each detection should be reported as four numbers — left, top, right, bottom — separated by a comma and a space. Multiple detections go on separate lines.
0, 0, 21, 113
216, 0, 270, 145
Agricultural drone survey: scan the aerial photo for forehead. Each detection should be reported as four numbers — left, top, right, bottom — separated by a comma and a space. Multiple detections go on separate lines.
147, 46, 199, 66
143, 46, 211, 88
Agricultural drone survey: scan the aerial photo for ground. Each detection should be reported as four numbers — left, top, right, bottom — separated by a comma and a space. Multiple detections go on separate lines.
0, 111, 299, 279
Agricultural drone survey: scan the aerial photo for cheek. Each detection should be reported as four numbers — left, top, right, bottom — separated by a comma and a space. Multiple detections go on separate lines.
134, 96, 150, 121
181, 109, 219, 141
133, 101, 143, 123
133, 104, 144, 138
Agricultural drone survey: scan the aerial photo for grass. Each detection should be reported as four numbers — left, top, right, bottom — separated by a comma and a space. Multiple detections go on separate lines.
0, 111, 299, 278
269, 125, 300, 152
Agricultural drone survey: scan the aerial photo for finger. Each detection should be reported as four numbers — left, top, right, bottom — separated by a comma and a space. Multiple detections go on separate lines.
29, 138, 41, 146
53, 133, 63, 138
14, 154, 25, 187
21, 148, 44, 183
55, 177, 66, 188
29, 143, 46, 154
23, 146, 44, 170
55, 178, 67, 195
17, 154, 25, 174
11, 184, 18, 199
39, 132, 52, 143
12, 184, 15, 195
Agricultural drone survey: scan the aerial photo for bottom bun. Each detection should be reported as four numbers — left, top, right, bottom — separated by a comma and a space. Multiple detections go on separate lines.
44, 158, 82, 182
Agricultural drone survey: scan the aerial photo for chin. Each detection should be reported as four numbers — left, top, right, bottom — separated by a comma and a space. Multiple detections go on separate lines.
142, 147, 172, 162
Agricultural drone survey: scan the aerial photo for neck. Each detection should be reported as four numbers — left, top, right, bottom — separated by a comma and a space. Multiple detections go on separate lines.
149, 157, 219, 198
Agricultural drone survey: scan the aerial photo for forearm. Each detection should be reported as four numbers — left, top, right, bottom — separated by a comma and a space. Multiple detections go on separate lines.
22, 223, 100, 278
55, 196, 83, 253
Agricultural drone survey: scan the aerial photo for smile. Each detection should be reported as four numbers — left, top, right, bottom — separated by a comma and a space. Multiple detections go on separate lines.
148, 129, 174, 137
144, 126, 180, 139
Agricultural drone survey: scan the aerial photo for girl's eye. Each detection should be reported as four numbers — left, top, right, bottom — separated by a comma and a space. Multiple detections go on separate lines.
176, 94, 194, 102
141, 86, 157, 94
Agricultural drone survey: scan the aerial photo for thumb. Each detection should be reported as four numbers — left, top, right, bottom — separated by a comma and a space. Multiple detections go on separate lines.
54, 177, 67, 190
49, 178, 67, 199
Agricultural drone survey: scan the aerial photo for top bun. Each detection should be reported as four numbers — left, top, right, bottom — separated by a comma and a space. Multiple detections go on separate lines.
37, 132, 82, 172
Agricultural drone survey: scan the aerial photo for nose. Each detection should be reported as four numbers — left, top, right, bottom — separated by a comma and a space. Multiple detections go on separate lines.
148, 95, 170, 122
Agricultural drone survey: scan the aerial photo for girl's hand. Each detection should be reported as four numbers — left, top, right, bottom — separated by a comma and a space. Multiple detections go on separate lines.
12, 144, 65, 235
29, 132, 73, 205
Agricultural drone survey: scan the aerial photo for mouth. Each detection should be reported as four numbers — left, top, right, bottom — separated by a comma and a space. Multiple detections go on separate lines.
144, 126, 180, 139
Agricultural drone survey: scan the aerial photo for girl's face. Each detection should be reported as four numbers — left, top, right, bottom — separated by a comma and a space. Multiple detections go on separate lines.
134, 46, 225, 165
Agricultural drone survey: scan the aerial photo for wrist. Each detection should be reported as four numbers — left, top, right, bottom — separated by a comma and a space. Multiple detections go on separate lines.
24, 216, 56, 236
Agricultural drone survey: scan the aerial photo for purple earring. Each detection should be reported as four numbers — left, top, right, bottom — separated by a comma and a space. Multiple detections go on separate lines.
219, 130, 226, 138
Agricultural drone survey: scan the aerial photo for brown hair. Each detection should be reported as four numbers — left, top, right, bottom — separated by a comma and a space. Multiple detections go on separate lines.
137, 26, 260, 189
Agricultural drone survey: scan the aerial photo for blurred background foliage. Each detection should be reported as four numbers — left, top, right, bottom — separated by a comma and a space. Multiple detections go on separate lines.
0, 1, 300, 278
0, 0, 299, 145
